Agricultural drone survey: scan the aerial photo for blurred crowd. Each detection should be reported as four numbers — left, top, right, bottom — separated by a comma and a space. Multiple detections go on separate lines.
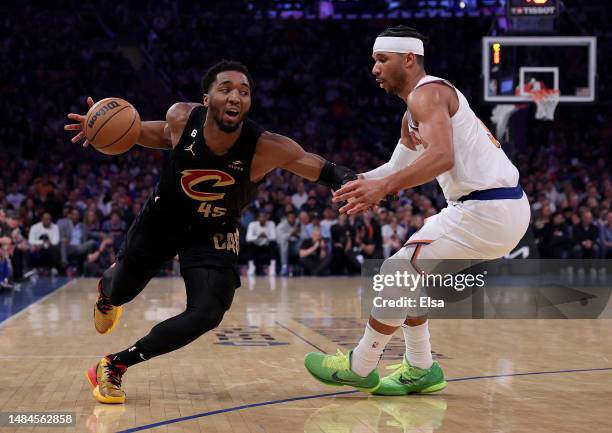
0, 2, 610, 285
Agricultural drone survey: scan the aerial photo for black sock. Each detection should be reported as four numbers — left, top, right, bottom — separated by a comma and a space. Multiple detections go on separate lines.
111, 343, 149, 368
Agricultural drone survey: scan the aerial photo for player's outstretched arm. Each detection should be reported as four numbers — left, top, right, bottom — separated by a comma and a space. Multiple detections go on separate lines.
333, 86, 454, 214
65, 97, 199, 150
383, 86, 454, 191
125, 102, 201, 150
252, 132, 355, 189
361, 112, 422, 180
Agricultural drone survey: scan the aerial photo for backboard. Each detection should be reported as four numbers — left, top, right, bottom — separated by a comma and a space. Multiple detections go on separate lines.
482, 36, 597, 104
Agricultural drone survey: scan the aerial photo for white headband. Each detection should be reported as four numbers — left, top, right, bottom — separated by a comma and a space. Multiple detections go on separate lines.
373, 36, 424, 56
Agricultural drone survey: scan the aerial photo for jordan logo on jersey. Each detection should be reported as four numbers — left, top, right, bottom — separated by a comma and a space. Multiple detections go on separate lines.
185, 142, 196, 156
180, 169, 235, 202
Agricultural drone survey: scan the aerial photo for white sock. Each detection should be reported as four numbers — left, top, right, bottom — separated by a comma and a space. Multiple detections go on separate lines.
402, 321, 433, 369
352, 324, 394, 376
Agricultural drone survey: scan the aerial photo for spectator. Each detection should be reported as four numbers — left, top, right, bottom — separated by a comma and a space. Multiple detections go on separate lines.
297, 211, 311, 242
306, 211, 331, 240
541, 212, 573, 259
299, 227, 332, 276
356, 211, 383, 260
331, 213, 361, 275
275, 211, 301, 276
572, 211, 600, 260
6, 183, 25, 210
102, 211, 128, 252
2, 213, 28, 281
291, 182, 308, 210
246, 210, 277, 276
533, 201, 553, 245
84, 237, 115, 277
320, 207, 338, 238
58, 208, 98, 272
27, 212, 61, 274
83, 210, 105, 241
0, 247, 12, 289
600, 212, 612, 259
382, 215, 406, 258
377, 208, 391, 227
301, 195, 322, 215
406, 214, 424, 240
0, 209, 8, 239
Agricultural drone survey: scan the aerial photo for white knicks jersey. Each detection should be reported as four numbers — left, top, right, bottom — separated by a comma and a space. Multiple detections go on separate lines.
407, 75, 519, 201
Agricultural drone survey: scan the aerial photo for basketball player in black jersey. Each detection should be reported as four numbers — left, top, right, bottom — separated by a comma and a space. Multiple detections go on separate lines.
65, 61, 356, 404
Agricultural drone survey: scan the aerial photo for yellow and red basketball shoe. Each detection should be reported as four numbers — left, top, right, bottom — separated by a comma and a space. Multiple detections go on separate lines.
94, 279, 122, 334
86, 356, 127, 404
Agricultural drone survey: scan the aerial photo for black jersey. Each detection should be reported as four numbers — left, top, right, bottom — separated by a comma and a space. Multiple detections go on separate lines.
149, 105, 264, 269
155, 106, 263, 224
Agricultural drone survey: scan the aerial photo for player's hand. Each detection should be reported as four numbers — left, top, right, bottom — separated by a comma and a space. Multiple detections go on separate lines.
333, 178, 388, 215
64, 96, 95, 147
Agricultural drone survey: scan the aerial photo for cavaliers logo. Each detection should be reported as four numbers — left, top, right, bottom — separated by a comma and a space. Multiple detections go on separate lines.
180, 169, 235, 201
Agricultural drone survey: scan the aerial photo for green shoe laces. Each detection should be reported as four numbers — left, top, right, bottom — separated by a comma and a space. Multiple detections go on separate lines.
385, 361, 425, 381
322, 350, 351, 371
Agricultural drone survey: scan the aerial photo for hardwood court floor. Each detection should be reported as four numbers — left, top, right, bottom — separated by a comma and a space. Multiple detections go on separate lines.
1, 277, 611, 433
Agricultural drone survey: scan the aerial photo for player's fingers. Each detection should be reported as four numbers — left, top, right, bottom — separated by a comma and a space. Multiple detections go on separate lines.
333, 189, 358, 203
338, 202, 352, 214
333, 184, 361, 202
64, 124, 82, 131
71, 131, 85, 143
342, 196, 365, 214
67, 113, 84, 122
82, 139, 90, 148
347, 202, 369, 216
87, 96, 94, 107
334, 180, 359, 197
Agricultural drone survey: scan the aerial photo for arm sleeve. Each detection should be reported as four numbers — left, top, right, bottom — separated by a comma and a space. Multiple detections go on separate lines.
362, 140, 424, 180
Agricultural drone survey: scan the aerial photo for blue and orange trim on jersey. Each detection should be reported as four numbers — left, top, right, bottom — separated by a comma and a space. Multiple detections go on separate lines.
404, 239, 433, 274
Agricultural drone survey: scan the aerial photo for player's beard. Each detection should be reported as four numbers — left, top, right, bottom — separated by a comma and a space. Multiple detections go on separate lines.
210, 105, 244, 133
387, 69, 408, 96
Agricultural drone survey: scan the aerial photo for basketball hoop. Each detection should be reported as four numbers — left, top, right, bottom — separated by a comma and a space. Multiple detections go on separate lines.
529, 89, 560, 121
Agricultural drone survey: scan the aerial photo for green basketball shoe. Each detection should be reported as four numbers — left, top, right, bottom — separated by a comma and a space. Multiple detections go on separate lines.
304, 349, 380, 392
373, 356, 446, 396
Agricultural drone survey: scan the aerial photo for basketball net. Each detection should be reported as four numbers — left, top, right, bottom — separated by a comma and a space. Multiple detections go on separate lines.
529, 88, 560, 121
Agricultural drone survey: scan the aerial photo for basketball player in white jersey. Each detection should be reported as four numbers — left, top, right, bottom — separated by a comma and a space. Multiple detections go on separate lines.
304, 25, 530, 395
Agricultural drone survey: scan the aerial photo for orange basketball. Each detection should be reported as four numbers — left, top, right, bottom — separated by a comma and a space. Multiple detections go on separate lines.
85, 97, 141, 155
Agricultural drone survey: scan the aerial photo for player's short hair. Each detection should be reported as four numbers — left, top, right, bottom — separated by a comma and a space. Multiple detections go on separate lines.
378, 25, 428, 66
201, 60, 254, 94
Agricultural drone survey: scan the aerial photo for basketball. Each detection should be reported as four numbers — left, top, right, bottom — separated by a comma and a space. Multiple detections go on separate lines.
85, 97, 141, 155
